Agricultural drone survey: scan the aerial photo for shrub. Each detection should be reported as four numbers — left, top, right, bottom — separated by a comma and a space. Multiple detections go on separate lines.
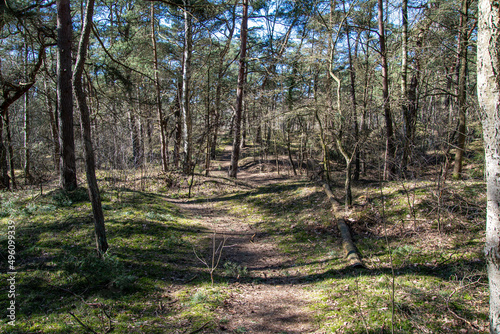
63, 253, 136, 291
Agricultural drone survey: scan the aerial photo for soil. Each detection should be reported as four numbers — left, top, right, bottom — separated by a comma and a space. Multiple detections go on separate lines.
170, 147, 322, 333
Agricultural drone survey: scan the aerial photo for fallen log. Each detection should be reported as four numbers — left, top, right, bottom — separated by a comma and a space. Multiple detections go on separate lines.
323, 183, 364, 268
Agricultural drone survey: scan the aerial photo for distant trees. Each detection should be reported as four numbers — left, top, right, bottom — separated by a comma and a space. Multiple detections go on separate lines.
3, 0, 500, 328
0, 1, 51, 190
0, 0, 482, 188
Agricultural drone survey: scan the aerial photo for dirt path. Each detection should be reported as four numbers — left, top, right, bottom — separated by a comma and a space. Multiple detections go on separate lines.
170, 148, 320, 333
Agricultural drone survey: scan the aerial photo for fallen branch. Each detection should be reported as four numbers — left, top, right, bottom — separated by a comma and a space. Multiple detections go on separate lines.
188, 321, 210, 334
323, 183, 364, 268
69, 312, 98, 334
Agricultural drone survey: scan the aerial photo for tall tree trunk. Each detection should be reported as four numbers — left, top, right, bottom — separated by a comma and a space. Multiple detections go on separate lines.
5, 109, 15, 189
205, 66, 211, 176
151, 3, 168, 172
24, 43, 32, 184
44, 73, 60, 173
73, 0, 108, 256
182, 0, 193, 173
129, 111, 141, 167
173, 83, 182, 168
378, 0, 395, 180
401, 0, 410, 173
57, 0, 77, 191
228, 0, 248, 178
343, 1, 359, 181
477, 1, 500, 331
0, 111, 8, 189
452, 0, 469, 179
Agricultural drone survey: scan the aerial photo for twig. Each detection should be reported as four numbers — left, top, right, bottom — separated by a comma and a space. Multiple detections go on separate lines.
188, 321, 210, 334
193, 231, 228, 285
52, 284, 113, 333
445, 278, 482, 330
69, 311, 98, 334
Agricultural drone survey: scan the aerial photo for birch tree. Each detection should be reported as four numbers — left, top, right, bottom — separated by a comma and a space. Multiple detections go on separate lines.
477, 0, 500, 331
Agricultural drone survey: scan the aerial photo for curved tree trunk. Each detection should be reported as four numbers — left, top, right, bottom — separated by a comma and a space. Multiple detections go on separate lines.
73, 0, 108, 256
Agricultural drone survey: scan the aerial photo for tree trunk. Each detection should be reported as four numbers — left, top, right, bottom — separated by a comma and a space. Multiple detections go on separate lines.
57, 0, 77, 191
0, 112, 8, 189
342, 1, 359, 182
323, 183, 363, 267
151, 3, 168, 172
452, 0, 469, 179
378, 0, 395, 180
44, 73, 60, 173
212, 7, 236, 161
5, 109, 15, 189
24, 43, 31, 184
401, 0, 410, 173
129, 111, 141, 168
173, 83, 182, 168
205, 66, 211, 176
228, 0, 248, 178
73, 0, 108, 256
477, 1, 500, 331
182, 0, 193, 173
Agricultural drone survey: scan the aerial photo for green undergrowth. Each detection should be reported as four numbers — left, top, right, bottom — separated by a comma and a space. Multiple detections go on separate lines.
0, 187, 230, 333
0, 170, 489, 333
204, 176, 488, 333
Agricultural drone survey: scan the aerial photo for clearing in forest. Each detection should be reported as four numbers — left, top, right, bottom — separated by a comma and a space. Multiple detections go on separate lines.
0, 146, 490, 333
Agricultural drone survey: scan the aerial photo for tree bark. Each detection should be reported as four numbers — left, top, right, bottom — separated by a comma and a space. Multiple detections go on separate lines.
73, 0, 108, 256
378, 0, 395, 180
151, 3, 168, 172
182, 0, 193, 173
173, 82, 182, 168
401, 0, 410, 172
57, 0, 77, 191
477, 1, 500, 331
228, 0, 248, 178
129, 111, 141, 167
211, 7, 236, 160
452, 0, 469, 179
0, 109, 8, 189
323, 183, 363, 267
5, 109, 15, 189
24, 43, 31, 184
44, 73, 60, 173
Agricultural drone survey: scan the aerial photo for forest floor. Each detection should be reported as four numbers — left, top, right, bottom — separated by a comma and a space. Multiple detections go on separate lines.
0, 144, 491, 333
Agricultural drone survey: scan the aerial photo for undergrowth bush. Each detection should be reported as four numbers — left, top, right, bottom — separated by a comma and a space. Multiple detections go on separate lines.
63, 253, 136, 291
51, 187, 90, 207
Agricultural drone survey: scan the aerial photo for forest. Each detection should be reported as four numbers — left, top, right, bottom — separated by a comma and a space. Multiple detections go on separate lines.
1, 0, 500, 333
